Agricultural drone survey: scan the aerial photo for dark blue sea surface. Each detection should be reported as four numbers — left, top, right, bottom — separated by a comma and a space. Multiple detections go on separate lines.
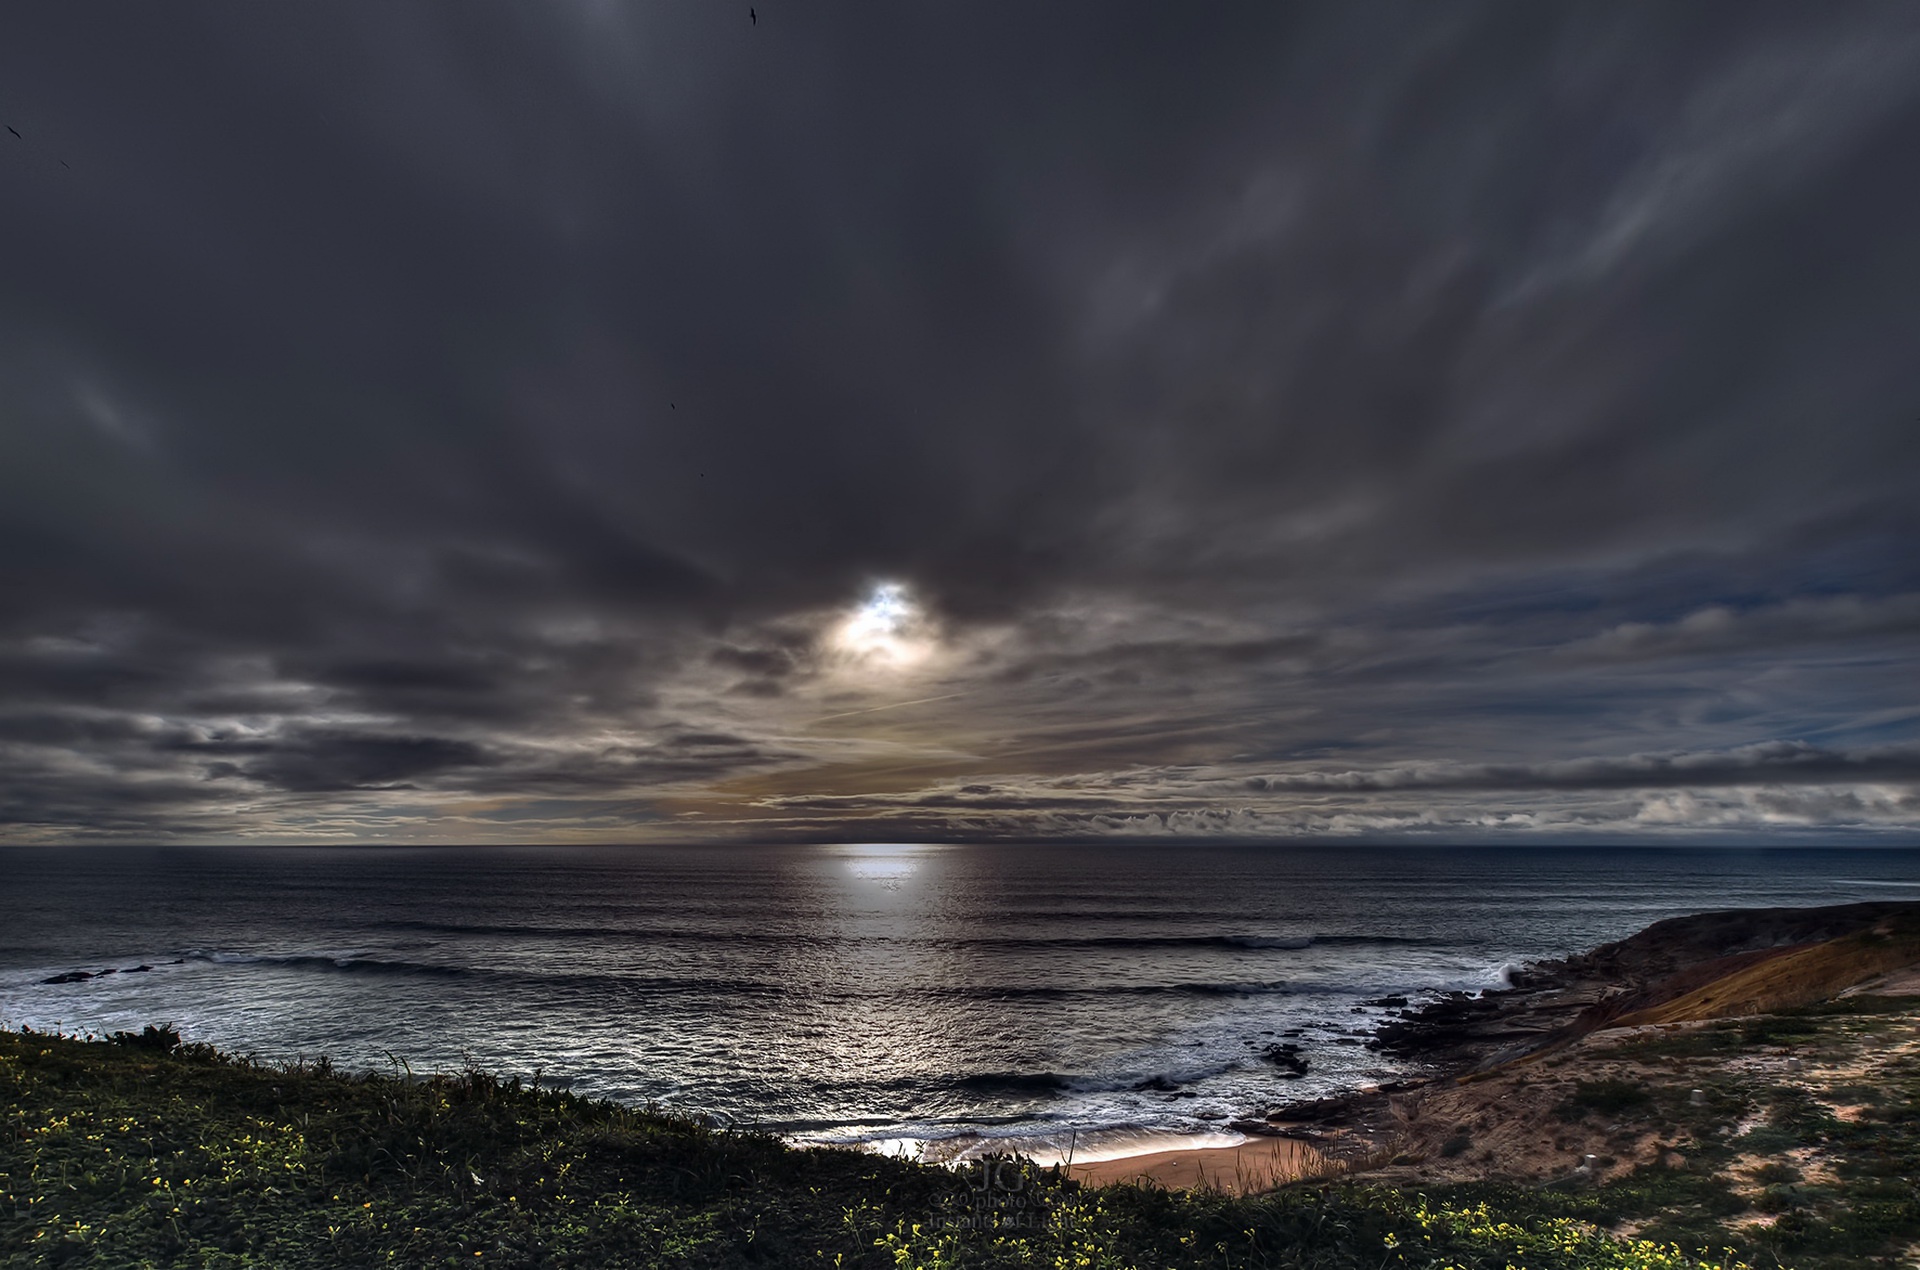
4, 844, 1918, 1159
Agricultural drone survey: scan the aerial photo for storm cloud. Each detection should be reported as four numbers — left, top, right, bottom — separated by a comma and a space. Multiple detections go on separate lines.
2, 2, 1918, 842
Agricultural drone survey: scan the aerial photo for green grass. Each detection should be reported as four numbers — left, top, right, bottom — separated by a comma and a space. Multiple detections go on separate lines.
1, 1028, 1755, 1270
1604, 997, 1915, 1065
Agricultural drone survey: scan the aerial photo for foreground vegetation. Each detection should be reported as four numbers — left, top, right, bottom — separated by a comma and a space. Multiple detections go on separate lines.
1, 1013, 1908, 1270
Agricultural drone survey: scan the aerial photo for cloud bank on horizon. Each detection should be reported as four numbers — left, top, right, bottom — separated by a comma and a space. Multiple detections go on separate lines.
2, 2, 1918, 844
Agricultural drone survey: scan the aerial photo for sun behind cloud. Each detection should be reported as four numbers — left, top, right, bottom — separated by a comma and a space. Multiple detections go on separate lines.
829, 582, 939, 673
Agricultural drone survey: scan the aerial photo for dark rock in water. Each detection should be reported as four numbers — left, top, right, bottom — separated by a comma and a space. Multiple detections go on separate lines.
126, 965, 153, 973
1133, 1074, 1181, 1092
1367, 994, 1411, 1008
42, 971, 94, 984
1369, 990, 1504, 1057
1261, 1042, 1309, 1077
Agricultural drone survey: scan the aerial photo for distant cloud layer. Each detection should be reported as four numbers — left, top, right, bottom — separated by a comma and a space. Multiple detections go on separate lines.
1, 3, 1917, 843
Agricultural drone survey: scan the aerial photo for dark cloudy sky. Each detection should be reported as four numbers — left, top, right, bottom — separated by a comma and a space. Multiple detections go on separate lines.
4, 3, 1919, 845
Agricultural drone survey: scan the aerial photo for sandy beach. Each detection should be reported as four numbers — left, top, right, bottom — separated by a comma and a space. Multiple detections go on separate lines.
1065, 1135, 1331, 1195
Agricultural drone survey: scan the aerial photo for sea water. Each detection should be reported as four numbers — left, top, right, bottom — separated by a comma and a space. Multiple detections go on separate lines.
4, 843, 1918, 1160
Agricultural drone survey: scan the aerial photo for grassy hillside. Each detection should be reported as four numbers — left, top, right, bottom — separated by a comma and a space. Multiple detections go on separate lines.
1612, 920, 1920, 1028
1370, 994, 1920, 1270
0, 1026, 1755, 1270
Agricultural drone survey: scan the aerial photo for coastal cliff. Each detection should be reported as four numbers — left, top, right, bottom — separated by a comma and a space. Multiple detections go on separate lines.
1364, 901, 1920, 1071
1266, 901, 1920, 1161
1240, 901, 1920, 1264
1066, 901, 1920, 1266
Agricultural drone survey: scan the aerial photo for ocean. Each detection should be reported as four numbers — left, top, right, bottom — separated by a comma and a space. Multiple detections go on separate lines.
4, 843, 1918, 1163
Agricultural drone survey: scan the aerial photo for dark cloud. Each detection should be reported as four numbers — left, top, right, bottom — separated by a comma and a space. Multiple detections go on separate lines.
1, 3, 1918, 841
170, 730, 497, 794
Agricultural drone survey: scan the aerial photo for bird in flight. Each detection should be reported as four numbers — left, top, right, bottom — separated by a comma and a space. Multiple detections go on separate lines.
6, 123, 69, 168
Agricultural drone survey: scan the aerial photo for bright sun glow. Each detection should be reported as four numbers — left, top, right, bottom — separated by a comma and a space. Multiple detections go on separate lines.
831, 582, 934, 669
842, 844, 919, 887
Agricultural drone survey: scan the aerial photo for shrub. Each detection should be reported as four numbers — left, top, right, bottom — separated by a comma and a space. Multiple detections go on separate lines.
1556, 1079, 1652, 1119
107, 1022, 181, 1052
